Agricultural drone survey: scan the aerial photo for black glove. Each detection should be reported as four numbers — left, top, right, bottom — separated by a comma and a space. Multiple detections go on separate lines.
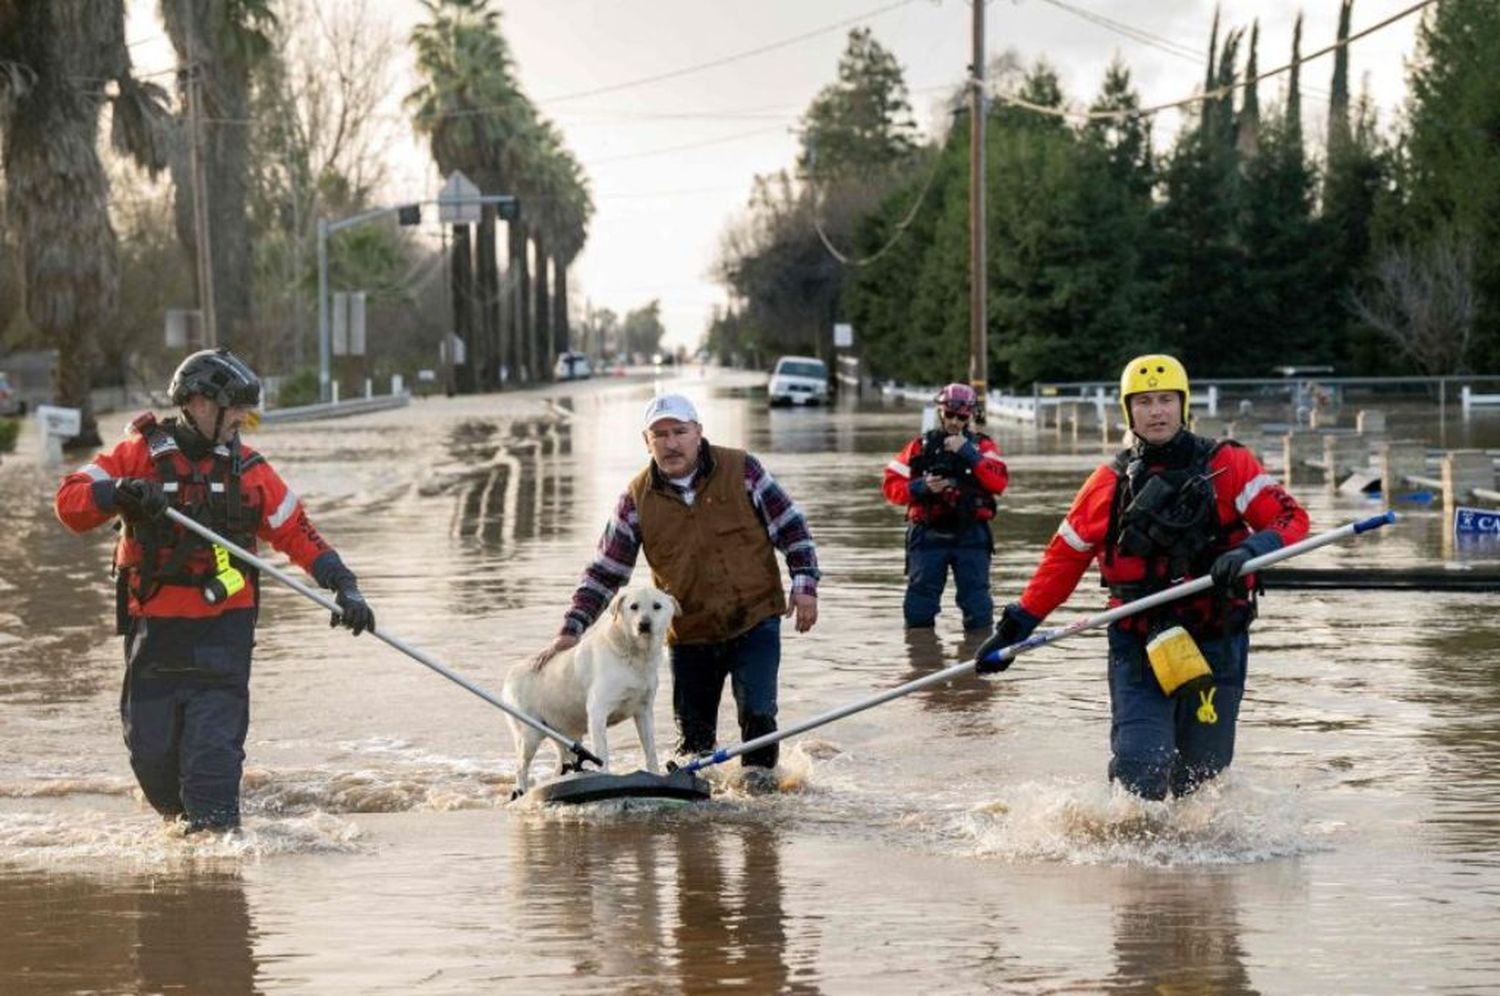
1209, 546, 1255, 591
975, 603, 1041, 674
332, 586, 375, 636
114, 478, 168, 523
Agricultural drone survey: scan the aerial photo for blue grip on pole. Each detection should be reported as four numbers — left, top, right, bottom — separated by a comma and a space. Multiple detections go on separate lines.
684, 749, 730, 774
1353, 510, 1398, 534
979, 632, 1048, 666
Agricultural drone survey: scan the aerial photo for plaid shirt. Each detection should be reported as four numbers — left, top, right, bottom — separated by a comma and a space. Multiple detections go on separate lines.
561, 450, 820, 637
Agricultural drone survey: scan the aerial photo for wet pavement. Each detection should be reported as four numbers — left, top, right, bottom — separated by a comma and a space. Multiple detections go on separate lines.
1, 368, 1499, 994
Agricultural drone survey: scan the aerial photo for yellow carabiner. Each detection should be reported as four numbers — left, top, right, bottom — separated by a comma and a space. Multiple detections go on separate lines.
1195, 686, 1218, 725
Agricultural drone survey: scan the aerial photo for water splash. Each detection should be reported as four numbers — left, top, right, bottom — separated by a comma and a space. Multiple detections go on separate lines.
0, 810, 367, 871
957, 773, 1321, 866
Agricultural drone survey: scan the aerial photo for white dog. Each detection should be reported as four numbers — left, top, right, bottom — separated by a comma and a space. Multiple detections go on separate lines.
504, 585, 679, 796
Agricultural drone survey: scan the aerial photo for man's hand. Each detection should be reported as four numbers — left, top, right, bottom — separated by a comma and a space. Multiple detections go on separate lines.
975, 603, 1041, 674
114, 478, 168, 523
922, 473, 953, 494
786, 592, 818, 633
1209, 546, 1255, 591
331, 586, 375, 636
532, 633, 579, 669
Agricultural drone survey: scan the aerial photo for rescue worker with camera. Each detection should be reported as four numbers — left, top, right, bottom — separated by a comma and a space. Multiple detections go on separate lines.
883, 383, 1009, 632
976, 355, 1308, 800
55, 348, 376, 834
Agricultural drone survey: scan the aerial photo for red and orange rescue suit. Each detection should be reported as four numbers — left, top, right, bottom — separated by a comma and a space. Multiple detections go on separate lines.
884, 429, 1009, 630
1015, 429, 1307, 799
55, 413, 355, 829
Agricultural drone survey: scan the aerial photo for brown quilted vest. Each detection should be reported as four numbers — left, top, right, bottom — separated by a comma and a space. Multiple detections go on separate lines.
628, 445, 787, 645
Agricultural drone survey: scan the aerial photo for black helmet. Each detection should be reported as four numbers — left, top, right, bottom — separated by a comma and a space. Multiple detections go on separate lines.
168, 348, 261, 408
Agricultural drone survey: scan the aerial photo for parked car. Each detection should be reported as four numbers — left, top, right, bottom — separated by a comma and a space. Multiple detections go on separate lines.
0, 372, 25, 417
554, 351, 593, 381
767, 355, 829, 407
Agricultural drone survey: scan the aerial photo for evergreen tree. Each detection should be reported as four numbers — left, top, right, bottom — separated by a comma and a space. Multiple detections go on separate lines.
798, 28, 919, 185
1396, 0, 1500, 368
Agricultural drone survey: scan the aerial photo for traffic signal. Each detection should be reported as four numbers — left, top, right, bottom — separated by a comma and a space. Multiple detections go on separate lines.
397, 204, 421, 226
497, 197, 521, 222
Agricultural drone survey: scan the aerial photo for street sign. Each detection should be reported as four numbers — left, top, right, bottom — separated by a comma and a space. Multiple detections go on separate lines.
164, 309, 203, 348
438, 171, 482, 225
36, 404, 81, 438
833, 322, 854, 348
1454, 505, 1500, 539
349, 291, 366, 356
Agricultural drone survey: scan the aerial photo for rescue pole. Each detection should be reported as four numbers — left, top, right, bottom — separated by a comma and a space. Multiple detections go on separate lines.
163, 508, 603, 769
683, 511, 1397, 775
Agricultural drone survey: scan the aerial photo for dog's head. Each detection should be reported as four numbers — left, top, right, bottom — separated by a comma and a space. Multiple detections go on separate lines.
609, 585, 679, 643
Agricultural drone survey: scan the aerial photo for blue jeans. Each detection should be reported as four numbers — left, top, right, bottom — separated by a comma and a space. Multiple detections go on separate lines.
670, 615, 781, 768
1106, 625, 1249, 800
903, 523, 994, 630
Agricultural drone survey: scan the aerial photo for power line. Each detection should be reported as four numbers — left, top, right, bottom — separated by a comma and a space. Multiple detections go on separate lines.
812, 136, 951, 268
1035, 0, 1202, 63
587, 124, 790, 166
997, 0, 1434, 122
535, 0, 922, 106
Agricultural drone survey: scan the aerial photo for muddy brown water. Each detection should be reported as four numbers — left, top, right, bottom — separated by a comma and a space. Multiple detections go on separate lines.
2, 370, 1498, 994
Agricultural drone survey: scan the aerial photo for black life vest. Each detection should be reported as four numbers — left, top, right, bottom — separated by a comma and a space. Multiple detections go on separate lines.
1103, 431, 1235, 603
119, 413, 263, 606
907, 429, 998, 526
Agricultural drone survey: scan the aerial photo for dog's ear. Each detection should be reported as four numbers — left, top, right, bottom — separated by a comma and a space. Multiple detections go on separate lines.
609, 591, 628, 619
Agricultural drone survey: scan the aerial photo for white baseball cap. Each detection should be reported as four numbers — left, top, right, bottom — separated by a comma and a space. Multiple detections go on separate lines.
642, 393, 699, 431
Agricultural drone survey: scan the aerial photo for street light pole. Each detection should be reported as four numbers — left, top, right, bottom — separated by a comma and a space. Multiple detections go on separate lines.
315, 194, 518, 404
317, 218, 330, 402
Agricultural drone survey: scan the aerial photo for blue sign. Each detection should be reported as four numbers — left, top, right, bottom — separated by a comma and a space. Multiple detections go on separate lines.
1454, 505, 1500, 538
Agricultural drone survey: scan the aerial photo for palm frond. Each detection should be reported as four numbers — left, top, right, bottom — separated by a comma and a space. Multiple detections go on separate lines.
110, 76, 175, 176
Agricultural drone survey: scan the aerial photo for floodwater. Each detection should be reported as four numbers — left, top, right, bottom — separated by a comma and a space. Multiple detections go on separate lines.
2, 369, 1499, 994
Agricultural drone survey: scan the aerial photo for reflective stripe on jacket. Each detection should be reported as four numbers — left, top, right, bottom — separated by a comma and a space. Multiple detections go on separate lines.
883, 432, 1009, 525
55, 418, 334, 619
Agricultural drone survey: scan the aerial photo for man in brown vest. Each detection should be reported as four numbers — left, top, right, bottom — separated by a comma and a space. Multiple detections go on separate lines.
547, 393, 820, 772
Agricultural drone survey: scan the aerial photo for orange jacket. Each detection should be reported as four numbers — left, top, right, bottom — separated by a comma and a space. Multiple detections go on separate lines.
55, 415, 334, 619
1017, 438, 1308, 624
884, 431, 1009, 525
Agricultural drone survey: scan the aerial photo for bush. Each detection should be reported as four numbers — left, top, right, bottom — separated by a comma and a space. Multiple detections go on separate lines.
274, 369, 320, 408
0, 418, 19, 454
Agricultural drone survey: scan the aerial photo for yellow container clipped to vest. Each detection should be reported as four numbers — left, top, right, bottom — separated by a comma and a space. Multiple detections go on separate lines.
1145, 625, 1215, 700
201, 544, 246, 605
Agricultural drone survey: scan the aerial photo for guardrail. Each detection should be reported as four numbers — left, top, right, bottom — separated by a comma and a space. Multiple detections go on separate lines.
260, 393, 410, 424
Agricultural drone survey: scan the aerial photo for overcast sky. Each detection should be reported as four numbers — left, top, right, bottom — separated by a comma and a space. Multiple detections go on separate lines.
127, 0, 1429, 352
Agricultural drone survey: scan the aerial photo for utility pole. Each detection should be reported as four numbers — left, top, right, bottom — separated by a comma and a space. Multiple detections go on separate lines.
968, 0, 987, 415
183, 8, 217, 348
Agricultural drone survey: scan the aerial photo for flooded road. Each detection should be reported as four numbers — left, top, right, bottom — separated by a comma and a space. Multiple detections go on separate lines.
2, 369, 1499, 994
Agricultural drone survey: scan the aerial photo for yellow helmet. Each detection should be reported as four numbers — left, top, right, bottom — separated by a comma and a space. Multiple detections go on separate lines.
1120, 353, 1190, 426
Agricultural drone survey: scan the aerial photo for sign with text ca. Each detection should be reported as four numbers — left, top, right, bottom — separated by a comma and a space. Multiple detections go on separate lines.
1454, 505, 1500, 539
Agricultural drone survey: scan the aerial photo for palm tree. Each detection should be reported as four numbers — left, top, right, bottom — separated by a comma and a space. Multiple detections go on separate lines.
158, 0, 275, 358
0, 0, 171, 445
538, 139, 593, 362
408, 0, 535, 388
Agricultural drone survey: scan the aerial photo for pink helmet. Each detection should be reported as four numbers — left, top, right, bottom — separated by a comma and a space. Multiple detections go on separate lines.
936, 382, 979, 417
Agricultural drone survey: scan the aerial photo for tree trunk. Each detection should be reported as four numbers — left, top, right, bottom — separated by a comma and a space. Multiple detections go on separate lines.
475, 207, 498, 392
532, 228, 551, 380
517, 222, 533, 382
1, 0, 135, 446
450, 223, 475, 394
162, 0, 255, 359
553, 255, 570, 354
